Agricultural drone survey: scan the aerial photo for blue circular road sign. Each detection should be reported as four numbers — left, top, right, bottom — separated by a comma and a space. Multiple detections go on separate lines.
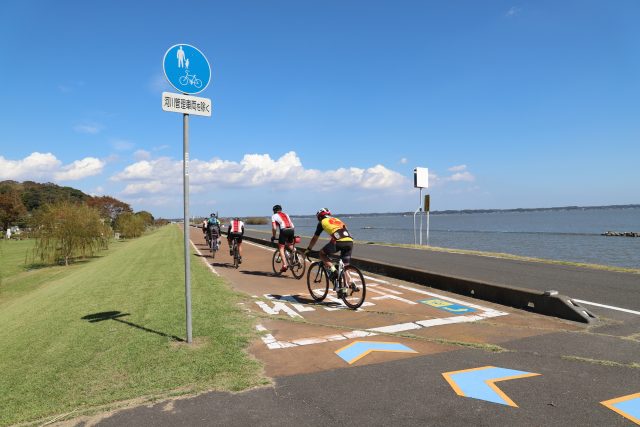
163, 44, 211, 95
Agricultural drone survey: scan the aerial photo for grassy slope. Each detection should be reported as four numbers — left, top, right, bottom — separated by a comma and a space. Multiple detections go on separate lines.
0, 226, 266, 426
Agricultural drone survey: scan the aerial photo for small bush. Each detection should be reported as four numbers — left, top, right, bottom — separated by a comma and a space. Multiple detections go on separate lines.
114, 212, 145, 238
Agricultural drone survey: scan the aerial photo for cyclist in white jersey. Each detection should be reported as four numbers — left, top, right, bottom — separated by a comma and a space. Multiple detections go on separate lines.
270, 204, 295, 272
227, 217, 245, 263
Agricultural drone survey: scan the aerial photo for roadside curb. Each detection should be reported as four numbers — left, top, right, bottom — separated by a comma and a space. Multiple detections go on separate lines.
241, 233, 597, 324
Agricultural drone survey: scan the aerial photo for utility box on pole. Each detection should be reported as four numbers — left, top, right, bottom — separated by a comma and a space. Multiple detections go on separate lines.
414, 167, 428, 189
424, 194, 430, 212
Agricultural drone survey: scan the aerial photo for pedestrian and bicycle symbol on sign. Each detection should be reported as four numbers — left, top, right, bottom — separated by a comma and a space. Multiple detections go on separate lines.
163, 44, 211, 95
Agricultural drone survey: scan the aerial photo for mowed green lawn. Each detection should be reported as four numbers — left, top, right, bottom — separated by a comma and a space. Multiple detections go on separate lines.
0, 225, 266, 426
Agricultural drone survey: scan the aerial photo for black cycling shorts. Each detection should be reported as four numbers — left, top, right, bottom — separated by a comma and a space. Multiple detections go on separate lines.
278, 228, 295, 246
227, 232, 243, 243
321, 240, 353, 265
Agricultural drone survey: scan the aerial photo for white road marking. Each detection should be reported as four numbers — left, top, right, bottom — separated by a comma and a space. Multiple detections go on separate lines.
229, 237, 513, 350
255, 324, 377, 349
255, 301, 303, 318
369, 287, 418, 305
189, 240, 219, 276
572, 299, 640, 316
363, 274, 390, 284
265, 294, 316, 312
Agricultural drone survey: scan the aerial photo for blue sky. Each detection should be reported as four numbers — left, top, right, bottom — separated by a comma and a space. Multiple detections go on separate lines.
1, 1, 638, 218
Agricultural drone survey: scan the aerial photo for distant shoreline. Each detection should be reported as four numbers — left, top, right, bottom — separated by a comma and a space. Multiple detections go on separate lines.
289, 204, 640, 218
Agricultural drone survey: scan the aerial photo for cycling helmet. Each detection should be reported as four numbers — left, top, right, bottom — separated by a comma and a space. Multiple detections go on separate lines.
210, 213, 216, 218
316, 208, 331, 220
272, 204, 282, 213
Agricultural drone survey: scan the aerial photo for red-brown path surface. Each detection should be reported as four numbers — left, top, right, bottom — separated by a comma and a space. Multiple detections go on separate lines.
187, 226, 581, 377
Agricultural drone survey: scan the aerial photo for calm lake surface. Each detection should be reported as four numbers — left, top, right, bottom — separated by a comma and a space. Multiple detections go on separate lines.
249, 207, 640, 269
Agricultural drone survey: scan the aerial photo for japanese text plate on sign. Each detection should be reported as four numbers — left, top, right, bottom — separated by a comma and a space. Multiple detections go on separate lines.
162, 92, 212, 117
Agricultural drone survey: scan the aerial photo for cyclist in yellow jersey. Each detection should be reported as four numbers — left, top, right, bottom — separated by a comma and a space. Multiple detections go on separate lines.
305, 208, 354, 282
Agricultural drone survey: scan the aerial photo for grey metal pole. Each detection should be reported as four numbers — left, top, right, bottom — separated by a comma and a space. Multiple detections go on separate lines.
426, 210, 430, 246
419, 188, 423, 245
183, 113, 193, 344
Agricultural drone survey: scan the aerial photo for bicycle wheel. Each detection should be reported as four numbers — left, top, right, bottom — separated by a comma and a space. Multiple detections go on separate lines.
179, 76, 188, 85
210, 238, 217, 258
272, 249, 283, 275
307, 262, 329, 302
194, 78, 203, 88
289, 248, 306, 279
233, 242, 240, 269
339, 265, 366, 309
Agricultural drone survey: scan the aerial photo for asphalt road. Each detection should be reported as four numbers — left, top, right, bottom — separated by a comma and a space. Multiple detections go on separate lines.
243, 229, 640, 320
82, 229, 640, 427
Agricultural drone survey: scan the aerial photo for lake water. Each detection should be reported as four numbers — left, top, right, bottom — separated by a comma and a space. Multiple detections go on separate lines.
249, 207, 640, 269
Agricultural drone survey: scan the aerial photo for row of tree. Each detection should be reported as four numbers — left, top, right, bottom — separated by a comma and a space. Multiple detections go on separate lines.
0, 181, 162, 266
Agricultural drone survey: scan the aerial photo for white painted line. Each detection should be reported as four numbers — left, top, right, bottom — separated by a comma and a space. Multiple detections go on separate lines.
362, 274, 390, 284
368, 322, 422, 333
190, 240, 219, 276
572, 299, 640, 316
369, 287, 417, 305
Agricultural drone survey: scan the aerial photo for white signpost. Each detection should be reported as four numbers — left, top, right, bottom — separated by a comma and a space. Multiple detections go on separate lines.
413, 167, 429, 246
162, 44, 212, 344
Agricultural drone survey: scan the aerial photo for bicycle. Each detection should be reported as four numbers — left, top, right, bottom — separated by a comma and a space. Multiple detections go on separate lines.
230, 236, 241, 269
306, 255, 366, 309
209, 230, 221, 258
272, 236, 305, 279
179, 70, 203, 88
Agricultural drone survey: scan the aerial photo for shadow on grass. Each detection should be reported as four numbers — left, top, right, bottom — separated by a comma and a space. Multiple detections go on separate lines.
24, 255, 104, 270
81, 311, 184, 342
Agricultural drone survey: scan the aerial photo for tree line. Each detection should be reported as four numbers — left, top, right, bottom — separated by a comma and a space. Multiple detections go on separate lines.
0, 180, 165, 266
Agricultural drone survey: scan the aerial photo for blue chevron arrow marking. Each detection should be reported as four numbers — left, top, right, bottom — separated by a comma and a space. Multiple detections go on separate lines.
442, 366, 540, 407
601, 392, 640, 425
335, 341, 417, 364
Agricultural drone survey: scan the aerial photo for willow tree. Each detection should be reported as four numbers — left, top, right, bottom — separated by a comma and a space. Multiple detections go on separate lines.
31, 202, 111, 266
114, 212, 145, 238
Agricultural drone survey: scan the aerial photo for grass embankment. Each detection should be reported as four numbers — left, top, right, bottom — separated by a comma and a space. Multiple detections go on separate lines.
0, 226, 266, 426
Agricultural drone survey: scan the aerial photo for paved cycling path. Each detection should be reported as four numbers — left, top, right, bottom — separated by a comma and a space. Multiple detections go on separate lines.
78, 227, 640, 427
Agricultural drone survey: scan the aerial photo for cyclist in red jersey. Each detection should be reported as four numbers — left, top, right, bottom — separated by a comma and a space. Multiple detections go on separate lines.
270, 204, 295, 272
227, 217, 245, 263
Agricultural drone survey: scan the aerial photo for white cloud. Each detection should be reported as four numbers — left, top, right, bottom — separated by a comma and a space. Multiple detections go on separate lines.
448, 164, 467, 172
149, 73, 172, 93
134, 150, 151, 161
73, 122, 104, 134
505, 6, 520, 17
449, 171, 475, 182
428, 166, 476, 186
54, 157, 105, 181
400, 157, 408, 164
111, 151, 407, 195
110, 138, 135, 151
0, 152, 104, 181
0, 152, 61, 180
